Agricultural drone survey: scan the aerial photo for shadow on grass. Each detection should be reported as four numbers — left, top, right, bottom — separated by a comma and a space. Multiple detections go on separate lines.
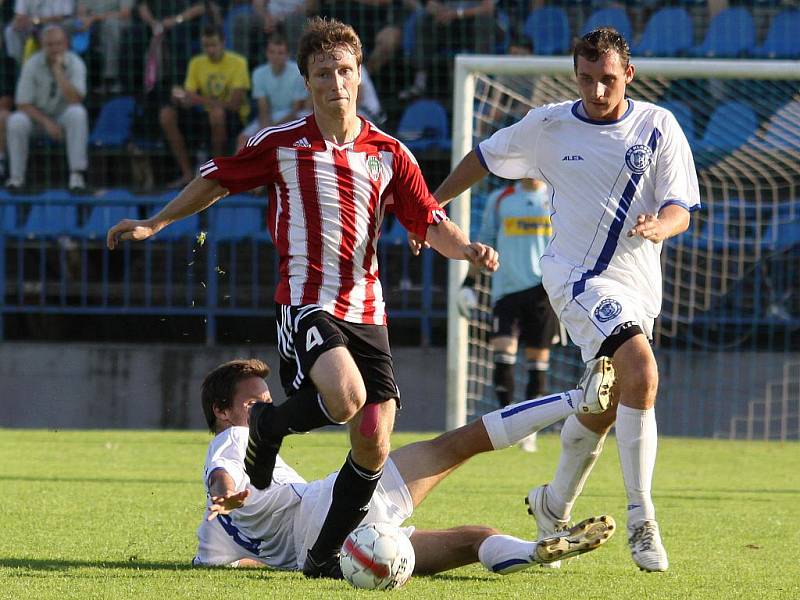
0, 558, 202, 571
0, 475, 196, 485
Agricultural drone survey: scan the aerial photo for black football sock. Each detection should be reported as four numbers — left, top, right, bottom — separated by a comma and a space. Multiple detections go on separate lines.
526, 364, 549, 399
308, 452, 383, 559
493, 360, 515, 407
256, 386, 342, 440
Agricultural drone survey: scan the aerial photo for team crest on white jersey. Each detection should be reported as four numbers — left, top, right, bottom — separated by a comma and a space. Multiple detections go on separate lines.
625, 144, 653, 174
594, 298, 623, 323
366, 154, 382, 182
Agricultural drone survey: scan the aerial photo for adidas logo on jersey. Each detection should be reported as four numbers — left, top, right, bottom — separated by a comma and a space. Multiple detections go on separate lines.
562, 155, 584, 161
293, 137, 311, 148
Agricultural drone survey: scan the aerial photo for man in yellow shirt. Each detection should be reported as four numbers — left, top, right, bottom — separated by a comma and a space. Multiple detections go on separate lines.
160, 24, 250, 188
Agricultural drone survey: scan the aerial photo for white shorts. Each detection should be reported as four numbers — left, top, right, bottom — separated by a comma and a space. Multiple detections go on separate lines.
542, 259, 654, 362
292, 458, 415, 570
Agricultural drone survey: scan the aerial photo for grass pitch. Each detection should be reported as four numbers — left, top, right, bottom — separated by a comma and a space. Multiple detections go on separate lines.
0, 429, 798, 599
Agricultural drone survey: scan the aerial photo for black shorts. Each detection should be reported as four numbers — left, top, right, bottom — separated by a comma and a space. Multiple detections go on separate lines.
492, 285, 559, 348
276, 304, 400, 406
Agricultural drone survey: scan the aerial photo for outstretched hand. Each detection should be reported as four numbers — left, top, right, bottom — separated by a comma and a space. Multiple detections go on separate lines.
465, 242, 499, 272
407, 232, 430, 256
627, 214, 669, 243
106, 219, 158, 250
207, 489, 250, 521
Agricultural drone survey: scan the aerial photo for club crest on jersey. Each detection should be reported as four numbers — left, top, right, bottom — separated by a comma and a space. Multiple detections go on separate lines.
594, 298, 623, 323
625, 144, 653, 174
366, 155, 382, 182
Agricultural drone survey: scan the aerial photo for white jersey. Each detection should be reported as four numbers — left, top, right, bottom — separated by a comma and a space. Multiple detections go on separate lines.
477, 99, 700, 319
194, 427, 414, 570
196, 427, 307, 569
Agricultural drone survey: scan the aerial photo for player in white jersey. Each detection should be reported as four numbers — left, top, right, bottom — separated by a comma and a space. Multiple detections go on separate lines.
193, 358, 617, 574
418, 28, 700, 572
107, 18, 498, 579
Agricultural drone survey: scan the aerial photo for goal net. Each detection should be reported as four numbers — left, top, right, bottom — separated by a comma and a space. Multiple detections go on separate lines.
447, 55, 800, 440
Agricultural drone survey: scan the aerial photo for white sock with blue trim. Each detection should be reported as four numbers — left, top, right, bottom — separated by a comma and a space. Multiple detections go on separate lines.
482, 390, 582, 450
478, 534, 537, 574
615, 404, 658, 527
548, 414, 606, 520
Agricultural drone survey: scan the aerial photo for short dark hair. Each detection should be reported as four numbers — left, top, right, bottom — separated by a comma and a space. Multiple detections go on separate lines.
268, 32, 288, 48
201, 358, 270, 433
573, 27, 630, 72
296, 16, 362, 79
201, 24, 225, 40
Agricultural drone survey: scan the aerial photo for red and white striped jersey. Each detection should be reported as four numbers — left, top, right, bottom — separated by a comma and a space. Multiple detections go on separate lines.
200, 114, 448, 325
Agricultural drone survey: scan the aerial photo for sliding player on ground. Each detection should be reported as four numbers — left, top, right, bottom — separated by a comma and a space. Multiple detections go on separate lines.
193, 357, 616, 574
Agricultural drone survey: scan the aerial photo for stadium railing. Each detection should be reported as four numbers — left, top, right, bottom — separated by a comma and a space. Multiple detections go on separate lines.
0, 191, 444, 344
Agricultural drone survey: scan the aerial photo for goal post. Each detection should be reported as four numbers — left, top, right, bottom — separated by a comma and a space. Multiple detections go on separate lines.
446, 54, 800, 433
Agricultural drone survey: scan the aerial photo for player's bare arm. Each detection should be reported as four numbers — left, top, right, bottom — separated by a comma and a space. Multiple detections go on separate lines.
433, 150, 490, 208
425, 220, 499, 272
106, 177, 228, 249
409, 151, 489, 255
207, 468, 250, 521
627, 204, 691, 243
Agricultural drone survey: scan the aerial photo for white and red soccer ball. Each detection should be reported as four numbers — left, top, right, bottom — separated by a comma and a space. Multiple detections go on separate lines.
339, 522, 415, 590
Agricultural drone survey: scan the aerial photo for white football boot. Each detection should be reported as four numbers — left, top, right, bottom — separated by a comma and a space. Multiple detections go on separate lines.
575, 356, 615, 414
628, 520, 669, 572
534, 515, 616, 565
525, 484, 570, 568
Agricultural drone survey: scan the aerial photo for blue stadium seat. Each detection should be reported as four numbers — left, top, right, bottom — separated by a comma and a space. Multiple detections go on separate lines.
79, 204, 131, 240
765, 218, 800, 252
581, 7, 633, 42
396, 99, 451, 153
658, 100, 695, 145
632, 8, 693, 57
752, 10, 800, 59
224, 4, 252, 50
0, 204, 16, 232
524, 7, 571, 55
696, 101, 757, 153
89, 96, 136, 147
18, 196, 78, 238
379, 216, 407, 246
696, 198, 768, 252
208, 201, 268, 242
689, 8, 755, 58
760, 99, 800, 152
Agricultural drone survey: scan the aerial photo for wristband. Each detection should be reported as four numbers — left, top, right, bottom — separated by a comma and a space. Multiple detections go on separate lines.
175, 13, 184, 24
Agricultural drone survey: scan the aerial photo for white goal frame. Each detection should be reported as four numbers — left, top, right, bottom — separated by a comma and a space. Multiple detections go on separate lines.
446, 55, 800, 429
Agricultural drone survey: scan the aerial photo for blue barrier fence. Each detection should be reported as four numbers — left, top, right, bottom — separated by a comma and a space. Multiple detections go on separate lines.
0, 190, 445, 344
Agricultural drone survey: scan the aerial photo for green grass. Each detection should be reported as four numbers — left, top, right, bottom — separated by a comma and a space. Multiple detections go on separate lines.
1, 429, 798, 599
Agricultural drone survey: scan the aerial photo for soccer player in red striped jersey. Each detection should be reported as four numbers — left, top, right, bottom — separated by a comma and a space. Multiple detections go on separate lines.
107, 17, 498, 579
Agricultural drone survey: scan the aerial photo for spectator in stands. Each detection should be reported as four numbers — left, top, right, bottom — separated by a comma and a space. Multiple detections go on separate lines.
3, 1, 76, 64
357, 65, 385, 125
75, 0, 134, 94
236, 32, 308, 148
161, 24, 249, 188
316, 0, 416, 77
402, 0, 498, 99
0, 47, 17, 181
228, 0, 310, 61
5, 24, 88, 193
119, 1, 212, 94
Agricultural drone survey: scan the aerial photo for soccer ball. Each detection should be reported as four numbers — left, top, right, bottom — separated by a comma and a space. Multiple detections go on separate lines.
339, 522, 415, 590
